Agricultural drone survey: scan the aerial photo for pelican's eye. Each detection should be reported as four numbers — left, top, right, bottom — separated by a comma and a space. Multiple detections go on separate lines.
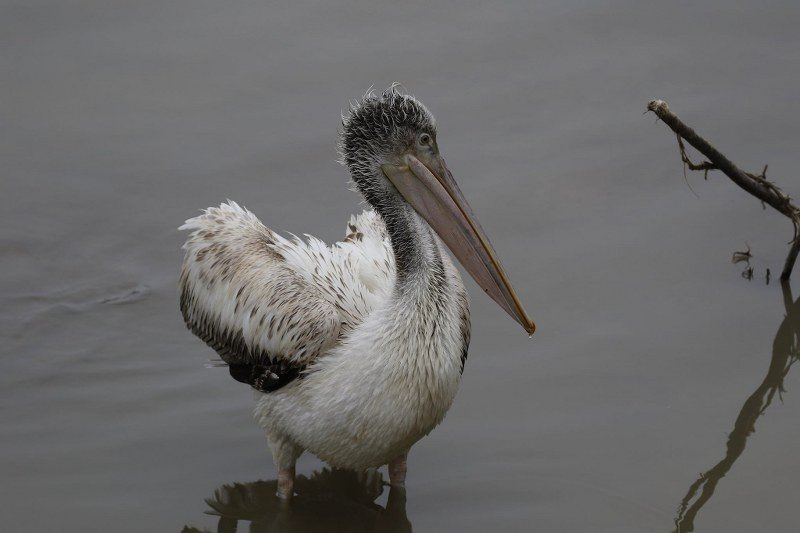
418, 133, 432, 147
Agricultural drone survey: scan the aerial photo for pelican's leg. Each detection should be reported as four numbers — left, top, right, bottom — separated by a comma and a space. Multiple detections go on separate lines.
388, 450, 409, 487
276, 465, 295, 501
266, 432, 304, 500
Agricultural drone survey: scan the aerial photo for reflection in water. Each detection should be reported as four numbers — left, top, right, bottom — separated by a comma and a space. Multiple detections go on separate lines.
183, 468, 411, 533
673, 282, 800, 532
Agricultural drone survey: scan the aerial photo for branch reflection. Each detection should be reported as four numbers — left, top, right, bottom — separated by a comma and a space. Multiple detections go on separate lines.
184, 468, 412, 533
673, 281, 800, 532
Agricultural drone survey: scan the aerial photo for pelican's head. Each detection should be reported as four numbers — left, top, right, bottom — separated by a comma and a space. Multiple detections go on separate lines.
340, 87, 437, 210
340, 87, 535, 335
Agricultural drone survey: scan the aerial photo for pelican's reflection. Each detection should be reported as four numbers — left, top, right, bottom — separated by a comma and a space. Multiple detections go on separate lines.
184, 468, 411, 533
673, 281, 800, 532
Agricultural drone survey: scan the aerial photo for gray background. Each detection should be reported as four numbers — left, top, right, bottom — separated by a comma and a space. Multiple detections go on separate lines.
3, 1, 800, 531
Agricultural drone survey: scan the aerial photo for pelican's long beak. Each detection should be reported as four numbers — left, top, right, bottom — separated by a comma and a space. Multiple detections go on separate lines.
382, 154, 536, 335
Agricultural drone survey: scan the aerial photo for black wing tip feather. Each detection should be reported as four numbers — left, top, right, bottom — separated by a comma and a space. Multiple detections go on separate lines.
228, 363, 301, 393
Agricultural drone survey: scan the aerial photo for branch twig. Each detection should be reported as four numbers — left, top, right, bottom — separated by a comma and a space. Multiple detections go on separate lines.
647, 99, 800, 280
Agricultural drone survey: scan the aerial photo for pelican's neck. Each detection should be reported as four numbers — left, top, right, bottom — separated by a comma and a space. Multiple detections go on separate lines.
379, 199, 445, 293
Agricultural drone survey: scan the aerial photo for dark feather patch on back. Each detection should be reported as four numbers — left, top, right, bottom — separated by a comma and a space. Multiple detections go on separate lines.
457, 290, 471, 374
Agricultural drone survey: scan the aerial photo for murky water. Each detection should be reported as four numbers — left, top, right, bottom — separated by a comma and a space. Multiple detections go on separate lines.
3, 1, 800, 531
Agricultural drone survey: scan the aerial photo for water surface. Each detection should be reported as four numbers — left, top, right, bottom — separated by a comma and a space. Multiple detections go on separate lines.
3, 1, 800, 531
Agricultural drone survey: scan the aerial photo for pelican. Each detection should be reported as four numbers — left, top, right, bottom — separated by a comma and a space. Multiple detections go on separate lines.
179, 87, 535, 500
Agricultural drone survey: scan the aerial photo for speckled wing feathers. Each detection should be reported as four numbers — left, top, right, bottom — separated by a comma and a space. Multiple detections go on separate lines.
179, 201, 394, 391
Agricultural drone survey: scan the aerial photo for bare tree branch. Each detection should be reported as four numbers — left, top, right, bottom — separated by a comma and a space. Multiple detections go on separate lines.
647, 99, 800, 280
